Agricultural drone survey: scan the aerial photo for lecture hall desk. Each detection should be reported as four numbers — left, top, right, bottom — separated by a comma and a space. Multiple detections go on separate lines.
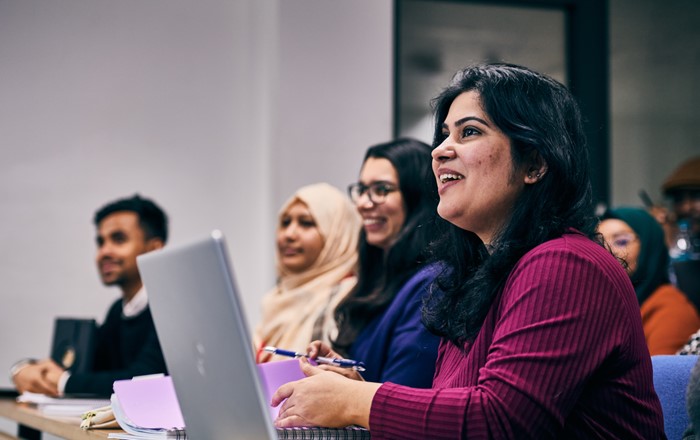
0, 397, 123, 440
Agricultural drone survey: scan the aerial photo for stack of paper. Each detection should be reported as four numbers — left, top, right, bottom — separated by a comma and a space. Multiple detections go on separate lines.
108, 376, 186, 439
17, 392, 110, 417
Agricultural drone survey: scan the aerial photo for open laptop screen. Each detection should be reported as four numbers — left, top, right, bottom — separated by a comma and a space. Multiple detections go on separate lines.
138, 231, 369, 440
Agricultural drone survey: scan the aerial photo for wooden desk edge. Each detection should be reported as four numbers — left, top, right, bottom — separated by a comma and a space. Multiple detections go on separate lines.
0, 398, 122, 439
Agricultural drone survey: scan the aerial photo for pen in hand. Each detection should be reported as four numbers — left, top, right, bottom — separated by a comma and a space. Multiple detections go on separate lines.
263, 346, 366, 372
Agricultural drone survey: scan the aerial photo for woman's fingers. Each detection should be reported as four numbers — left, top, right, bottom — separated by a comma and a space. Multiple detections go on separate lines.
314, 363, 364, 381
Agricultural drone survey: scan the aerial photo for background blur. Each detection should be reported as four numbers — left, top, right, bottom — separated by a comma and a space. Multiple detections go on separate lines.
0, 0, 698, 402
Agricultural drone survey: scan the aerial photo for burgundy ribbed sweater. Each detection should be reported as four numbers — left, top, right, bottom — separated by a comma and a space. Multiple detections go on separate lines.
369, 232, 665, 439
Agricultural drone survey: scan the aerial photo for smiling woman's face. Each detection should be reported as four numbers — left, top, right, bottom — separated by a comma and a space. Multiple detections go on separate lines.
598, 218, 641, 276
354, 157, 406, 250
431, 91, 527, 245
276, 201, 324, 273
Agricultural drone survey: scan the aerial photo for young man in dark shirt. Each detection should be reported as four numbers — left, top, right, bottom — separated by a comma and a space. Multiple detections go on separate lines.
11, 194, 169, 396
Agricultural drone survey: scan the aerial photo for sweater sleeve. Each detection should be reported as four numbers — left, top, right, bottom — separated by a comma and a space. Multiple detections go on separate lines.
89, 300, 120, 372
64, 329, 166, 396
376, 271, 440, 388
369, 241, 642, 439
64, 306, 167, 396
641, 284, 700, 355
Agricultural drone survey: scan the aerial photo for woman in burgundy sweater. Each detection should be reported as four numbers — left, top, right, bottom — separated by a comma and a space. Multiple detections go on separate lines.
271, 63, 665, 439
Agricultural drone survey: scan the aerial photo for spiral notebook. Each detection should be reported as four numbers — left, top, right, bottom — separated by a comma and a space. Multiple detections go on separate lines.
137, 231, 370, 440
108, 376, 186, 439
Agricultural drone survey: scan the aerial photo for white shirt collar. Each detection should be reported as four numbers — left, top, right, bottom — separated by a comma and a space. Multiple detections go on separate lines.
122, 287, 148, 318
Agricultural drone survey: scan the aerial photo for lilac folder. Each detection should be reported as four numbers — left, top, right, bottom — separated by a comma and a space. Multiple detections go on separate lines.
257, 359, 306, 419
112, 376, 186, 429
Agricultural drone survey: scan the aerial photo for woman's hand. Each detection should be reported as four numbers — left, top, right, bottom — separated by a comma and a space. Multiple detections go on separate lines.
272, 358, 380, 429
306, 341, 364, 381
306, 340, 339, 359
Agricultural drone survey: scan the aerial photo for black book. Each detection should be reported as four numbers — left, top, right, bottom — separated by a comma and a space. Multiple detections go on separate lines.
50, 318, 97, 374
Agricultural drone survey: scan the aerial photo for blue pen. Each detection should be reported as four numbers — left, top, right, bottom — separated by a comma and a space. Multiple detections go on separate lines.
263, 346, 366, 372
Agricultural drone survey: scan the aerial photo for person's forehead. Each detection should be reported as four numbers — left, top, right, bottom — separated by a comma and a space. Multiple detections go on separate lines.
98, 211, 142, 233
360, 157, 398, 182
599, 218, 634, 234
283, 201, 312, 216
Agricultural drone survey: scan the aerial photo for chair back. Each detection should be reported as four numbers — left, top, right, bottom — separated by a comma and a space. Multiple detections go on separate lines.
652, 354, 699, 440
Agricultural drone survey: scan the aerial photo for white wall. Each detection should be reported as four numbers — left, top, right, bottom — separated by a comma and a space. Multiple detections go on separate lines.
274, 1, 393, 209
0, 0, 393, 393
0, 0, 275, 385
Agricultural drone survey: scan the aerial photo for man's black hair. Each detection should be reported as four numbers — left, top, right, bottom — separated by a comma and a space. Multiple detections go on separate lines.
93, 194, 168, 243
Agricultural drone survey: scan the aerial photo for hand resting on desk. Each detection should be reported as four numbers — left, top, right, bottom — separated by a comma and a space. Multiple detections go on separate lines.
271, 357, 380, 429
13, 359, 64, 397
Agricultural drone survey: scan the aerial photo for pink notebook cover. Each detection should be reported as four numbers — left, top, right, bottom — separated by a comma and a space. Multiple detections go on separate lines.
112, 376, 185, 429
112, 361, 304, 428
257, 359, 305, 419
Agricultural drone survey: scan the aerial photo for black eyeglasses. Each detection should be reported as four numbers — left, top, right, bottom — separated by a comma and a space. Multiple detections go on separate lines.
347, 181, 398, 205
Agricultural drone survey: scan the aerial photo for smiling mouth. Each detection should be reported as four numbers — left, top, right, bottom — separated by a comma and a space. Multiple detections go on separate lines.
100, 261, 120, 271
363, 218, 384, 226
439, 173, 464, 184
281, 248, 302, 256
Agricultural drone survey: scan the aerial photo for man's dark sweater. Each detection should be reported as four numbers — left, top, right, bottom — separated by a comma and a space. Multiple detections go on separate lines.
64, 299, 167, 396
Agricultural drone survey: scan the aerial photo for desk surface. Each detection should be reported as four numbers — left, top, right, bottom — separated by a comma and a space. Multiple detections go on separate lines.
0, 398, 122, 439
0, 397, 372, 440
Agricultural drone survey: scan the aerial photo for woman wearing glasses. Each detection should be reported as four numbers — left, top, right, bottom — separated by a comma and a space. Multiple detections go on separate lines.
326, 138, 444, 387
599, 206, 700, 355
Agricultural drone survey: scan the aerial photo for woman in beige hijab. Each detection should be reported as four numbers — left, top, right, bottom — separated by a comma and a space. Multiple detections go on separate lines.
254, 182, 361, 363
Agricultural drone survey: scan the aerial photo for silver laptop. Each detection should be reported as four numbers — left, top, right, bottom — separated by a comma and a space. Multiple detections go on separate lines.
137, 231, 369, 440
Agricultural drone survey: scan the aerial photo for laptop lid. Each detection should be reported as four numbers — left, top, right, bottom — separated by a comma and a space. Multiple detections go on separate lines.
137, 230, 276, 440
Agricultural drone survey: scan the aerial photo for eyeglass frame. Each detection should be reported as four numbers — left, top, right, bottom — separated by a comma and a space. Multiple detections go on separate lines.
608, 232, 638, 249
347, 181, 399, 205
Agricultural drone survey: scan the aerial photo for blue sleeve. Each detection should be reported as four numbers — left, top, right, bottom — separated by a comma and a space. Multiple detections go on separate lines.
379, 273, 440, 388
352, 265, 441, 388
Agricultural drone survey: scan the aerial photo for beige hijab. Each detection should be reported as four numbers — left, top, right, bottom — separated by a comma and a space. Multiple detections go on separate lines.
254, 183, 361, 363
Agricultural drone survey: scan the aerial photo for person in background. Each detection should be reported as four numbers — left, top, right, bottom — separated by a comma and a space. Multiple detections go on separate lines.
650, 156, 700, 253
598, 206, 700, 355
317, 138, 444, 388
667, 159, 700, 355
272, 63, 664, 438
254, 182, 361, 363
11, 194, 168, 397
